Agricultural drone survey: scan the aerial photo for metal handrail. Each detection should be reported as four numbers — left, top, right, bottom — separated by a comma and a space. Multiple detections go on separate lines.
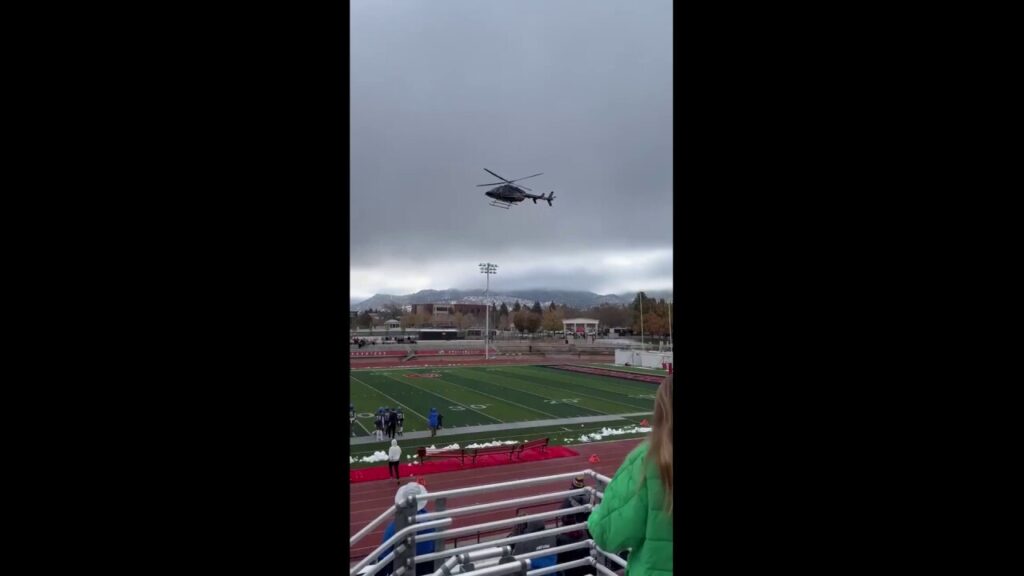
352, 469, 617, 574
431, 546, 511, 576
595, 546, 628, 569
455, 560, 531, 576
592, 560, 619, 576
527, 557, 594, 576
361, 551, 394, 576
350, 518, 452, 575
412, 470, 602, 504
351, 504, 397, 547
514, 539, 593, 561
414, 522, 590, 563
415, 505, 591, 543
416, 488, 589, 523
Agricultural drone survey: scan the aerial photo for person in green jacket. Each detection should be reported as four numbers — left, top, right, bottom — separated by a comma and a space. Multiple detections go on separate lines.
588, 375, 673, 576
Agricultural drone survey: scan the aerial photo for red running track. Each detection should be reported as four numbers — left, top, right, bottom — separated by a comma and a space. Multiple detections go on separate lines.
349, 437, 644, 561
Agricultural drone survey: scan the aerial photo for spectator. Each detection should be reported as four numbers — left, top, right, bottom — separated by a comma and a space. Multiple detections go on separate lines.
387, 439, 402, 483
512, 520, 557, 571
588, 375, 673, 576
555, 475, 592, 576
428, 408, 438, 437
378, 483, 436, 576
560, 475, 591, 528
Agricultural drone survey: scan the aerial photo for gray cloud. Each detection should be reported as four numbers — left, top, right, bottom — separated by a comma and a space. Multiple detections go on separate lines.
351, 0, 672, 298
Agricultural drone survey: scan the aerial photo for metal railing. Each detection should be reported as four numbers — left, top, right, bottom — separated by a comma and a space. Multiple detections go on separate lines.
351, 469, 618, 576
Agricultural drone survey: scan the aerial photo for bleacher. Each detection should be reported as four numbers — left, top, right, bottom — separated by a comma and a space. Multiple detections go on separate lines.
350, 470, 627, 576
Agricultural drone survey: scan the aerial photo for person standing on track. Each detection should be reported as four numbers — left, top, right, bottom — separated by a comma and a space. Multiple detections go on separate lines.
396, 408, 404, 436
374, 408, 384, 441
350, 403, 356, 437
437, 411, 443, 430
427, 407, 438, 437
587, 375, 674, 576
387, 439, 402, 483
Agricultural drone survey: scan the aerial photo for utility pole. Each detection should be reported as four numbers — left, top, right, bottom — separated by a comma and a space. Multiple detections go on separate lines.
479, 263, 498, 360
639, 292, 645, 351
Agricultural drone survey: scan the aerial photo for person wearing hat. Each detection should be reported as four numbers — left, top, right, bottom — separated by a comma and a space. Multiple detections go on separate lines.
387, 439, 402, 483
378, 483, 437, 576
560, 475, 591, 528
556, 475, 592, 576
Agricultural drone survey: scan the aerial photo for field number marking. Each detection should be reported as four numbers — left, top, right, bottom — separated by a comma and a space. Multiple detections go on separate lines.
544, 398, 580, 404
449, 404, 490, 411
628, 394, 656, 399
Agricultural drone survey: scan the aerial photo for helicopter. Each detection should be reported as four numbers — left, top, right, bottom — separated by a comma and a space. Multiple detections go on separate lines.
477, 168, 556, 209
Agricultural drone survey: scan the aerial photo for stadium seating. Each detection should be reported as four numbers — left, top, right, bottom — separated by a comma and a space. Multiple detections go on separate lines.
349, 469, 628, 576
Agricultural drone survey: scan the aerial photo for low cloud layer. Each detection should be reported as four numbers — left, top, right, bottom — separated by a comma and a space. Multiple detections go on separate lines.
351, 247, 672, 303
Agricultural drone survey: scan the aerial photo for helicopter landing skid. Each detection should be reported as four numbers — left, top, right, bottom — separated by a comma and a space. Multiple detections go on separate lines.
488, 201, 513, 209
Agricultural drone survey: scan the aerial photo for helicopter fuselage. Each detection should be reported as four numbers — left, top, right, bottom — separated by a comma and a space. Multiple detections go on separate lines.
485, 185, 528, 203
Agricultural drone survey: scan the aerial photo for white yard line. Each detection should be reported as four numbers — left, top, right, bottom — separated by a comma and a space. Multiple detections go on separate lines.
496, 367, 648, 411
460, 368, 610, 414
354, 419, 371, 435
381, 373, 504, 424
349, 374, 429, 423
442, 376, 562, 419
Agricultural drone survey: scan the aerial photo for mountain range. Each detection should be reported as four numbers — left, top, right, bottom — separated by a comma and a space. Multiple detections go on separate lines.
351, 289, 673, 311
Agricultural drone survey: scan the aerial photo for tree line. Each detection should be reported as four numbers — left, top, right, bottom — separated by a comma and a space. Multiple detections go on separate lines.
352, 293, 672, 338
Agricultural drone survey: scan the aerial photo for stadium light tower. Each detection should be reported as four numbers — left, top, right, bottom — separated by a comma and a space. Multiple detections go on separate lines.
479, 263, 498, 360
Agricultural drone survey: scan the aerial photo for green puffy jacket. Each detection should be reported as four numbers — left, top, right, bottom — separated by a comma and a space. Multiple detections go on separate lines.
587, 442, 672, 576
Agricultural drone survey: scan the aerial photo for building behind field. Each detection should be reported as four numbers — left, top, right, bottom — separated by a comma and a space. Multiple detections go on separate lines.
411, 303, 490, 328
563, 317, 600, 336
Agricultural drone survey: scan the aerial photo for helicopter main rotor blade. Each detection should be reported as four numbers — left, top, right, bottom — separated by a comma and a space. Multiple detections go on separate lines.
509, 172, 543, 183
476, 182, 506, 187
484, 168, 513, 183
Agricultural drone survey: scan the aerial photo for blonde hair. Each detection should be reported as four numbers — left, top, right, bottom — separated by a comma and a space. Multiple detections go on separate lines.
645, 375, 673, 513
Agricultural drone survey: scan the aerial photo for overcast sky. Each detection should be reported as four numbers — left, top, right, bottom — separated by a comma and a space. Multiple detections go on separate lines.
351, 0, 672, 304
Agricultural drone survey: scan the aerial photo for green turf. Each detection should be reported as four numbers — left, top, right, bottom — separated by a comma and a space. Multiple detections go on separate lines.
349, 365, 656, 438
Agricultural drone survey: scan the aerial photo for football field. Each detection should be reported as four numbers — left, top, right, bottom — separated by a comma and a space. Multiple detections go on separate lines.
349, 364, 658, 463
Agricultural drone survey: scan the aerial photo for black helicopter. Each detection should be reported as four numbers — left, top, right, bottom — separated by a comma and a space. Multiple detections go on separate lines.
477, 168, 555, 209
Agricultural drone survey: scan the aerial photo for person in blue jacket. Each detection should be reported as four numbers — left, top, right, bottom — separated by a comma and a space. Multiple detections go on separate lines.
427, 407, 439, 437
378, 483, 436, 576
